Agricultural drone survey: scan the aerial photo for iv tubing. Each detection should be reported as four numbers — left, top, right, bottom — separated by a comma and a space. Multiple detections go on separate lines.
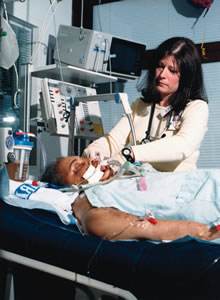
33, 135, 47, 172
30, 0, 58, 64
27, 133, 47, 173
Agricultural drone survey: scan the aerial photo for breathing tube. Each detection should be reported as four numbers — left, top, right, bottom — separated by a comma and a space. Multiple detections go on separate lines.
71, 161, 148, 194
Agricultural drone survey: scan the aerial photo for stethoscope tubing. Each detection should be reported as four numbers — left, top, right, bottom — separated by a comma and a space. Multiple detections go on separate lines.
140, 102, 182, 144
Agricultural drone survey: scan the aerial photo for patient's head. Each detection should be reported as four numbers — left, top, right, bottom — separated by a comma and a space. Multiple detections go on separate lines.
40, 156, 114, 186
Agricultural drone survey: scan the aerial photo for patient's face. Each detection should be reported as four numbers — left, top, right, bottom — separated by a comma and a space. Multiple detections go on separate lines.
56, 156, 114, 186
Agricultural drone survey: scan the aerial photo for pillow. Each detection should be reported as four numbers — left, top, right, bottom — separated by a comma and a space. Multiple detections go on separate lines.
0, 165, 77, 225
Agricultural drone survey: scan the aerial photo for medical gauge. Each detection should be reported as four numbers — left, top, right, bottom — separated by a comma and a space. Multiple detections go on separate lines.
68, 93, 136, 156
40, 78, 104, 138
72, 93, 136, 144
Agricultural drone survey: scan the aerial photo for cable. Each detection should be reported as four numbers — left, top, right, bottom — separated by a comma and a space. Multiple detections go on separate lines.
87, 222, 135, 277
105, 38, 113, 93
51, 2, 64, 83
127, 113, 136, 146
25, 132, 47, 174
30, 0, 59, 64
97, 0, 103, 32
30, 0, 57, 62
13, 63, 20, 109
2, 2, 8, 20
34, 134, 47, 173
87, 208, 157, 277
50, 1, 72, 126
80, 0, 84, 29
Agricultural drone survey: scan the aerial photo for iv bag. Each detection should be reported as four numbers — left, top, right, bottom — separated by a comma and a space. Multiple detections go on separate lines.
0, 17, 19, 70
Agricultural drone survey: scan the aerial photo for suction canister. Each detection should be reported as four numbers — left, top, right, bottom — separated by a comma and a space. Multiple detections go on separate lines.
7, 131, 34, 181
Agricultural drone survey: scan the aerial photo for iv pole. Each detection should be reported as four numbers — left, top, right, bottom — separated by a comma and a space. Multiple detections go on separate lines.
22, 63, 32, 132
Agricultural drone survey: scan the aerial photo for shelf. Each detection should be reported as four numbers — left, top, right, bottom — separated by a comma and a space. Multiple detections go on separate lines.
31, 64, 118, 86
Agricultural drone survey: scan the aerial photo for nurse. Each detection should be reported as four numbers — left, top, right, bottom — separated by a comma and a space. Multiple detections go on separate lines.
83, 37, 208, 172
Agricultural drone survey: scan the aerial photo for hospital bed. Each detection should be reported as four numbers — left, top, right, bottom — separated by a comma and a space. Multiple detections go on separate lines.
1, 183, 220, 299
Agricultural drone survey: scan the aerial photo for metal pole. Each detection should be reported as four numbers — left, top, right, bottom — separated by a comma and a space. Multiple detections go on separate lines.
22, 63, 32, 132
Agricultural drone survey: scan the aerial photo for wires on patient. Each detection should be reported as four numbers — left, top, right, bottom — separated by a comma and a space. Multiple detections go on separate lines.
87, 222, 137, 278
87, 209, 157, 277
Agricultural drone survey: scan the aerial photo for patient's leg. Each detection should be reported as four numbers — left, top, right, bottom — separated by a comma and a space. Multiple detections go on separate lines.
72, 194, 220, 241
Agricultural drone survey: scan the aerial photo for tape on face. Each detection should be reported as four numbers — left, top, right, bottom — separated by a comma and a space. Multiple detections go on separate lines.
83, 164, 104, 184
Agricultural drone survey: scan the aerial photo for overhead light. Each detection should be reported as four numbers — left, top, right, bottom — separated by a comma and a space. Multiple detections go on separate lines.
3, 116, 15, 123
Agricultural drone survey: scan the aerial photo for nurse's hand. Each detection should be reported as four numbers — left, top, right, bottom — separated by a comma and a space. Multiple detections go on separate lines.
82, 146, 105, 161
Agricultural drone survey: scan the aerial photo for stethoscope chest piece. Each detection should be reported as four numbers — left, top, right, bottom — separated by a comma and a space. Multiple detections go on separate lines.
141, 133, 152, 144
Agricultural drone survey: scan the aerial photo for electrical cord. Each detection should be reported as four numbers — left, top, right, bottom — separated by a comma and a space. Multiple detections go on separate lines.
30, 0, 59, 64
13, 63, 20, 109
50, 0, 71, 123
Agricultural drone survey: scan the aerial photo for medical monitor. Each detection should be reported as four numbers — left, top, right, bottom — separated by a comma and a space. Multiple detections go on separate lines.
105, 37, 146, 79
53, 25, 146, 80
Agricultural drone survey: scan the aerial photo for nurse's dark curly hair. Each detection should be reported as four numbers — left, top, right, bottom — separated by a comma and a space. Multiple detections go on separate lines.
40, 159, 67, 186
141, 37, 208, 113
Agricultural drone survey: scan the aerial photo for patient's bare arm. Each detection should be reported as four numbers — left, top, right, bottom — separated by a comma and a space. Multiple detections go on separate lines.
72, 195, 220, 241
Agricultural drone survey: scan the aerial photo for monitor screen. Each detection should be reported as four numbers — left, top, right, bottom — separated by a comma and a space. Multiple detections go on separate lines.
107, 37, 146, 78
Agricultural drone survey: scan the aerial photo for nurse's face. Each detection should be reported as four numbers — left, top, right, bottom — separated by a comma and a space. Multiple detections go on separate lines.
56, 156, 114, 186
155, 55, 180, 102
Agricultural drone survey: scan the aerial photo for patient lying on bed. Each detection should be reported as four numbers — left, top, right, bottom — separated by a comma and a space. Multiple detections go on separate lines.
39, 156, 220, 242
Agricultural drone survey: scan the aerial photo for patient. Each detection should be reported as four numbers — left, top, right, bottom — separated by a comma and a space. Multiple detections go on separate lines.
41, 156, 115, 186
41, 156, 220, 242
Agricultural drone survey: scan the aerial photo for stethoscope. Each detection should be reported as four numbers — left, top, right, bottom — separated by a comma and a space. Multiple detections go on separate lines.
140, 103, 156, 144
140, 103, 182, 144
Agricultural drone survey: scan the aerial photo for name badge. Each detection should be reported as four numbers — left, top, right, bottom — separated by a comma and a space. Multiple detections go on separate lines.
167, 112, 182, 131
160, 105, 173, 118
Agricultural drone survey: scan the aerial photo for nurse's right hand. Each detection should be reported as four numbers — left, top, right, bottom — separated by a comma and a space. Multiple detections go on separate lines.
82, 146, 105, 161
